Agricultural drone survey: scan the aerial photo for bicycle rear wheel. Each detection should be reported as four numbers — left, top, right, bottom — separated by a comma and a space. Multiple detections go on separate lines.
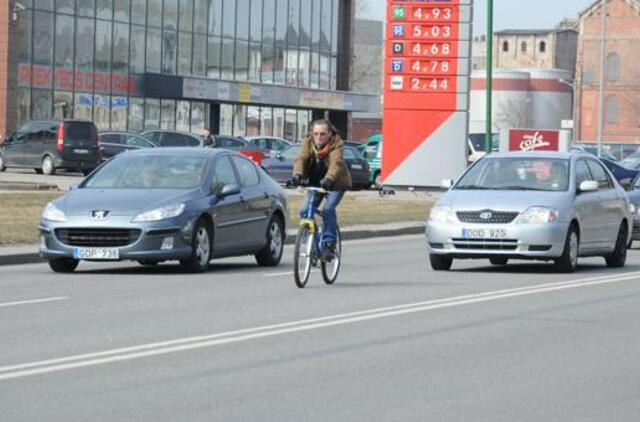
294, 225, 314, 288
321, 227, 341, 284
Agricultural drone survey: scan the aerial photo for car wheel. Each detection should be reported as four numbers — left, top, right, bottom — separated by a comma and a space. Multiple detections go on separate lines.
374, 172, 382, 190
255, 215, 284, 266
489, 257, 508, 266
429, 253, 452, 271
605, 223, 628, 268
41, 155, 56, 176
180, 219, 212, 273
48, 258, 79, 273
0, 154, 6, 172
554, 225, 579, 273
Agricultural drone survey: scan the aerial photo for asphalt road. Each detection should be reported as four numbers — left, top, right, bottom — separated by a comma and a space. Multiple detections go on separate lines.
1, 235, 640, 421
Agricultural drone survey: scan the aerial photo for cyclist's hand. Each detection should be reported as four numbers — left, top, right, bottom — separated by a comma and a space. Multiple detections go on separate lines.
320, 177, 334, 191
289, 174, 302, 187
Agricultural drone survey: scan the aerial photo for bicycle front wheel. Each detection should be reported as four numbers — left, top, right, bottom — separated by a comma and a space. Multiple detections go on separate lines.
294, 224, 314, 288
322, 227, 341, 285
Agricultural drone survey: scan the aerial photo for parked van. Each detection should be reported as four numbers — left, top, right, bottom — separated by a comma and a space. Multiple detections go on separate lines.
0, 120, 100, 175
358, 134, 383, 189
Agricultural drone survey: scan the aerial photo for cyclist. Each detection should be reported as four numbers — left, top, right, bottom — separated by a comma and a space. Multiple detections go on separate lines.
290, 119, 352, 260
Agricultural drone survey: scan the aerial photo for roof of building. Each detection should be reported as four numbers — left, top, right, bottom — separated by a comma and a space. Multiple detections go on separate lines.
579, 0, 640, 19
494, 28, 577, 36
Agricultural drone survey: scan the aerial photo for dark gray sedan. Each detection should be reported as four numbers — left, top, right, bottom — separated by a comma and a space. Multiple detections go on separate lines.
39, 148, 288, 273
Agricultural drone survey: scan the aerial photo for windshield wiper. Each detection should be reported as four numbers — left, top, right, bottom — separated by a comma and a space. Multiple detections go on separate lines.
454, 185, 491, 190
496, 185, 552, 191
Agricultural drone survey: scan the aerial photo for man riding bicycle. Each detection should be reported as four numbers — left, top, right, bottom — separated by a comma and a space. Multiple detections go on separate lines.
290, 119, 352, 260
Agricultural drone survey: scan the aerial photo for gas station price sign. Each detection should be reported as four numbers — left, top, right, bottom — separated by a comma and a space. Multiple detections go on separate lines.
382, 0, 472, 188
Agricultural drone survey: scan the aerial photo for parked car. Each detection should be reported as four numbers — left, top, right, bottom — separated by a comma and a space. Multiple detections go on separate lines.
242, 136, 292, 157
570, 144, 619, 161
620, 152, 640, 170
0, 119, 100, 175
139, 129, 204, 147
468, 132, 499, 163
599, 158, 639, 188
212, 135, 263, 166
98, 132, 157, 161
623, 172, 640, 248
427, 151, 631, 272
261, 144, 370, 190
358, 134, 383, 189
39, 148, 288, 273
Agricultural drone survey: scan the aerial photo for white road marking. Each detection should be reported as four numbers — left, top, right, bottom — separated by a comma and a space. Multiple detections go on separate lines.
1, 271, 639, 380
0, 297, 68, 309
263, 269, 320, 277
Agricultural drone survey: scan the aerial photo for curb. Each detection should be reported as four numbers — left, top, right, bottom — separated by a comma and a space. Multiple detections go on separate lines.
0, 224, 425, 267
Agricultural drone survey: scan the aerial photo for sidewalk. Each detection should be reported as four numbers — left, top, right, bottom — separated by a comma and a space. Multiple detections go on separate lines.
0, 221, 425, 266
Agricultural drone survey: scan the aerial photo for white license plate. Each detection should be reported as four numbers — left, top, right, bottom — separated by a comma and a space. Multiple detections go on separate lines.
74, 148, 89, 154
351, 164, 363, 169
73, 248, 119, 260
461, 228, 507, 239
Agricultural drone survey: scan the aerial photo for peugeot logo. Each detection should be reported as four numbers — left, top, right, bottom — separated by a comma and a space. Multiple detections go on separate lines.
479, 211, 493, 220
90, 210, 111, 221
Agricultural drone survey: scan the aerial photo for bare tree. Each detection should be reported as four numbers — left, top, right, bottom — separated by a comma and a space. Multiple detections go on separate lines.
495, 98, 531, 130
355, 0, 371, 19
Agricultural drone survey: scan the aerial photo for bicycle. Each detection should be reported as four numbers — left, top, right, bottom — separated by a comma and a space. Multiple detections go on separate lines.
293, 186, 342, 288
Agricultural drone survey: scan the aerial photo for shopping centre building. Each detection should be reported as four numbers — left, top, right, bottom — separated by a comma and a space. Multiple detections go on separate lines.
0, 0, 378, 139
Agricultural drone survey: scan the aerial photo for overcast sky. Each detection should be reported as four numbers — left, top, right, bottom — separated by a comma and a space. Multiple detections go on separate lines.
362, 0, 595, 35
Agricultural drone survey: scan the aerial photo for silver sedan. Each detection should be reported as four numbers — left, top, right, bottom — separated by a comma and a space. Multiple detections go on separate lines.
426, 152, 631, 272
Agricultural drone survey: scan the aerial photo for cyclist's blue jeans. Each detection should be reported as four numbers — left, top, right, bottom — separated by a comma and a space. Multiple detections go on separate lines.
300, 190, 345, 246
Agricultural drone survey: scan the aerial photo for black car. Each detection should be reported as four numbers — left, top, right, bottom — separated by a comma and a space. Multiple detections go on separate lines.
0, 119, 100, 175
261, 144, 370, 190
98, 132, 157, 161
139, 129, 204, 147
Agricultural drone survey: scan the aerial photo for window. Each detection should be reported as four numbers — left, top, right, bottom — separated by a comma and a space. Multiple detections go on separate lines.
502, 41, 509, 52
113, 23, 130, 75
114, 0, 130, 22
193, 35, 207, 76
179, 0, 193, 31
55, 15, 74, 72
131, 0, 146, 24
33, 11, 53, 67
194, 0, 207, 34
178, 32, 193, 75
125, 135, 154, 147
343, 148, 355, 160
539, 41, 546, 53
163, 0, 177, 30
160, 100, 176, 129
212, 156, 238, 188
207, 36, 221, 78
223, 0, 236, 38
586, 160, 612, 189
97, 0, 113, 20
56, 0, 74, 14
607, 53, 620, 82
130, 26, 146, 73
582, 70, 593, 85
606, 96, 619, 124
146, 28, 162, 72
250, 0, 263, 42
575, 160, 591, 189
95, 21, 113, 75
162, 31, 178, 74
232, 156, 260, 187
520, 41, 527, 53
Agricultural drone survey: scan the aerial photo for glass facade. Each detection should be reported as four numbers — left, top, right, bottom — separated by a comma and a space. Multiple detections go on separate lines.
16, 0, 341, 137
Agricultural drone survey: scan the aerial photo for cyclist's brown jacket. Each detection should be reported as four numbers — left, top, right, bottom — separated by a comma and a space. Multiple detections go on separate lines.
293, 136, 352, 190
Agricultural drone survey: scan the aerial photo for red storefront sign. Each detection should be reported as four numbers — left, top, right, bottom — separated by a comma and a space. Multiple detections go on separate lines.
19, 64, 137, 95
508, 129, 560, 152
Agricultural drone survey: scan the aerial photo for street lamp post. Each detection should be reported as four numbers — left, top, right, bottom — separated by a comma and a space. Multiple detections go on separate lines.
596, 0, 607, 157
560, 79, 577, 143
485, 0, 494, 154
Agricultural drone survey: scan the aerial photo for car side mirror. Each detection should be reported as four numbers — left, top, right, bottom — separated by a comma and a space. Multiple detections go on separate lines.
275, 152, 283, 160
440, 179, 453, 190
69, 184, 79, 191
212, 183, 240, 198
578, 180, 599, 193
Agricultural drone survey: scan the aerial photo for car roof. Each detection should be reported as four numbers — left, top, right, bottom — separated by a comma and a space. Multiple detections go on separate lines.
124, 147, 225, 157
485, 151, 586, 160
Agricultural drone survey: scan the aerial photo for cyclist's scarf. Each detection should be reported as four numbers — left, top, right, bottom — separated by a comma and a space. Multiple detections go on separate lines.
311, 139, 333, 159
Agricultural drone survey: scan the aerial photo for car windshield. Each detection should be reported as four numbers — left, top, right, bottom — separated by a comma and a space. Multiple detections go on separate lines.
84, 155, 207, 189
455, 157, 570, 191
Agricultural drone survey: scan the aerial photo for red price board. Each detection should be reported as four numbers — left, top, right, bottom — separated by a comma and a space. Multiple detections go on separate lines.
383, 0, 472, 187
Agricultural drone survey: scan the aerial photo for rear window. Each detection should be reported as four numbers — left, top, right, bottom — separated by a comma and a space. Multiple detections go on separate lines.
65, 122, 95, 142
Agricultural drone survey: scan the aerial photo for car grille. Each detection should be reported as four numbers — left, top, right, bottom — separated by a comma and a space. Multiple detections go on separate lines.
452, 238, 518, 251
456, 210, 519, 224
55, 228, 141, 247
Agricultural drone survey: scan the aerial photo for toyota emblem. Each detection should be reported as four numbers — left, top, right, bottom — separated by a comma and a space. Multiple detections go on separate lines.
479, 211, 493, 220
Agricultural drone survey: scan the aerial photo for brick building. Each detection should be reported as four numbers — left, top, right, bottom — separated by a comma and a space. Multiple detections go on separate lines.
576, 0, 640, 142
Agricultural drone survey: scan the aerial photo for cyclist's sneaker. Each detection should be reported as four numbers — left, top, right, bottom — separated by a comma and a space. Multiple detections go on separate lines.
321, 242, 336, 261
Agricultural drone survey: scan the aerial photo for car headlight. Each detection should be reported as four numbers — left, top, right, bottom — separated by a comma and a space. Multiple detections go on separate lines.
42, 202, 67, 222
428, 205, 456, 224
132, 203, 185, 222
515, 207, 559, 224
